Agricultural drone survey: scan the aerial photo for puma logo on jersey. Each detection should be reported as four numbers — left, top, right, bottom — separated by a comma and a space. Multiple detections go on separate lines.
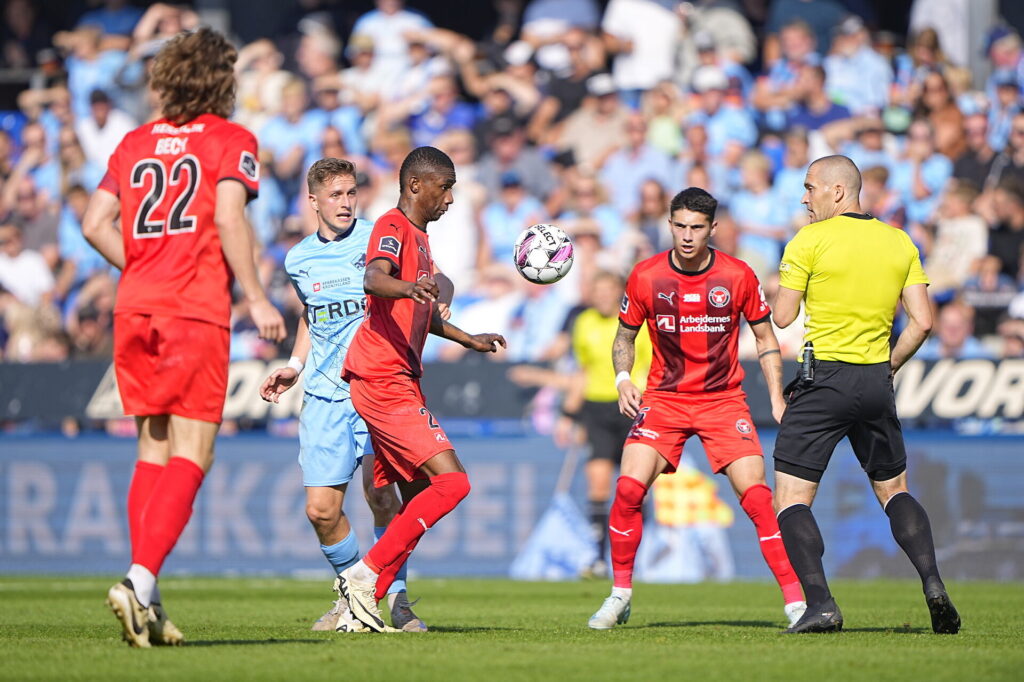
609, 525, 635, 537
297, 268, 310, 278
657, 291, 676, 304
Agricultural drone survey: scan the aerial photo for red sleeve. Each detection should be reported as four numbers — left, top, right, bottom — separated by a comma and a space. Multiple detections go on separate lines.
366, 218, 403, 271
619, 268, 648, 329
218, 127, 259, 200
741, 264, 771, 325
98, 139, 122, 196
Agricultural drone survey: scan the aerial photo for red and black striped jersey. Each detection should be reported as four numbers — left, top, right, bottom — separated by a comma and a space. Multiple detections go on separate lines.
619, 249, 770, 395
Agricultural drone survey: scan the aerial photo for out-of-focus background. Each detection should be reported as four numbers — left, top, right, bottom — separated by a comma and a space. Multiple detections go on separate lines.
0, 0, 1021, 583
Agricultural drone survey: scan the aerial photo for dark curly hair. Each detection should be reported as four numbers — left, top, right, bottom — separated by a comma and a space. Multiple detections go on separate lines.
150, 28, 237, 124
399, 146, 455, 192
669, 186, 718, 222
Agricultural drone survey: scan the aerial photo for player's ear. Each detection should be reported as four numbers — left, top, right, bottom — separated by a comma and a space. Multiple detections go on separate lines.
408, 175, 420, 194
709, 220, 717, 237
307, 192, 318, 212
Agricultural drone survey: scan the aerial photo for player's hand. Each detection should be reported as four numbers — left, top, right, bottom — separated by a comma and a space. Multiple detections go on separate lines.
553, 415, 579, 449
250, 298, 286, 342
259, 367, 298, 403
771, 397, 786, 424
437, 301, 451, 320
466, 333, 506, 353
406, 275, 439, 304
617, 380, 642, 419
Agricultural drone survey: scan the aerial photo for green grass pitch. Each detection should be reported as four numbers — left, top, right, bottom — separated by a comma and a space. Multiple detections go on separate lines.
1, 577, 1022, 681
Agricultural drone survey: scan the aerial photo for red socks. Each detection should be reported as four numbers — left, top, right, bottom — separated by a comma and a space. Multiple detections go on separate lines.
127, 461, 164, 552
740, 484, 804, 604
133, 457, 205, 576
609, 476, 648, 589
366, 472, 470, 593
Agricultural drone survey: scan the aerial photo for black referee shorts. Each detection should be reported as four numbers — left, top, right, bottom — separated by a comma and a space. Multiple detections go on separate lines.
773, 360, 907, 483
578, 400, 633, 463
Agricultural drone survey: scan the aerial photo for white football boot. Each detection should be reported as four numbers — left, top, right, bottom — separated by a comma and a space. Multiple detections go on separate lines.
785, 600, 808, 628
588, 594, 631, 630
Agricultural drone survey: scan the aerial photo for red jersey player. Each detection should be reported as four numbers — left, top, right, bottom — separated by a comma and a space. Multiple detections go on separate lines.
587, 187, 806, 630
337, 146, 505, 632
82, 28, 285, 648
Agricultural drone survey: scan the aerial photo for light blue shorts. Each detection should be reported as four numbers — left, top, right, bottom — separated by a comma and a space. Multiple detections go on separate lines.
298, 392, 372, 487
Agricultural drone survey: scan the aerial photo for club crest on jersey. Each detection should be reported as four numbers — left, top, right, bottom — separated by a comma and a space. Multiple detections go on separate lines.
656, 314, 676, 332
657, 291, 676, 304
620, 294, 629, 314
735, 418, 752, 434
708, 286, 731, 308
352, 253, 366, 270
239, 151, 259, 182
379, 236, 401, 257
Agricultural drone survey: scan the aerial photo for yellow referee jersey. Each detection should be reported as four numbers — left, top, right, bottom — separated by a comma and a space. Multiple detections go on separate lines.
778, 213, 929, 364
572, 309, 652, 402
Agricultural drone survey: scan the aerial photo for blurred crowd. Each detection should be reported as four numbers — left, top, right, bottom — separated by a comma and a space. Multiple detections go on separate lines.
1, 0, 1024, 368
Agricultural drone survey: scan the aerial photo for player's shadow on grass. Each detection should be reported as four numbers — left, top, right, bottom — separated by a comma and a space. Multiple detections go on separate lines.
842, 626, 930, 634
640, 620, 779, 629
186, 638, 327, 647
427, 626, 516, 633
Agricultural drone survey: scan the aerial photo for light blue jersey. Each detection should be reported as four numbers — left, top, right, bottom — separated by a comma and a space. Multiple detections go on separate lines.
285, 219, 374, 487
284, 219, 373, 401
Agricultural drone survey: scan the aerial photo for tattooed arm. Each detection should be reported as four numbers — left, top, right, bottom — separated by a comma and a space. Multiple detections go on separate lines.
613, 322, 642, 418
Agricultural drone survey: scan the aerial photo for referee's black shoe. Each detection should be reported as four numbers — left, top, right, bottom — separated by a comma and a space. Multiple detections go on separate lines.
783, 598, 843, 634
925, 588, 961, 634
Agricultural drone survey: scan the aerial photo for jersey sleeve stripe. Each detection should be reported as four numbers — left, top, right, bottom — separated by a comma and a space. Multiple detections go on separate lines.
618, 318, 642, 330
368, 254, 400, 270
217, 175, 258, 201
747, 313, 772, 326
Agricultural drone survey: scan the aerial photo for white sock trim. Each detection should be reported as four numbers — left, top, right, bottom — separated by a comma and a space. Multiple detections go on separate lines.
126, 564, 156, 608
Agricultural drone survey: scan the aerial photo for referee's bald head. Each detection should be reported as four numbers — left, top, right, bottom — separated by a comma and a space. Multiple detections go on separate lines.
809, 155, 862, 197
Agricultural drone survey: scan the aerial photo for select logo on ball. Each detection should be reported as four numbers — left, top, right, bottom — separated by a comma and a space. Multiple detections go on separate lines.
513, 223, 574, 285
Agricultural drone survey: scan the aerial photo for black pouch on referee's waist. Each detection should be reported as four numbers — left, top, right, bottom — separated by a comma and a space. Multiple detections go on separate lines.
784, 342, 815, 403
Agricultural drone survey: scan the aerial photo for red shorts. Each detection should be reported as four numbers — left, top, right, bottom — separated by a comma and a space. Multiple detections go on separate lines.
348, 374, 451, 488
113, 313, 229, 423
624, 389, 763, 473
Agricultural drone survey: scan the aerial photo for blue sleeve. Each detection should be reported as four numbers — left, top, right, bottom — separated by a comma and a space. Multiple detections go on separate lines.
923, 157, 953, 192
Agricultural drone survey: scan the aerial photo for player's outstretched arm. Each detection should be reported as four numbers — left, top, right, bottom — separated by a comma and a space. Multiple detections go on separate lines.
891, 283, 933, 374
364, 258, 439, 303
81, 188, 126, 270
215, 180, 285, 342
612, 323, 642, 418
428, 307, 506, 353
259, 308, 311, 403
751, 319, 786, 423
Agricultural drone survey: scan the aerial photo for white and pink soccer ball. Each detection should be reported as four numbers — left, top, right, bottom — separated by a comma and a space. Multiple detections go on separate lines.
513, 224, 574, 284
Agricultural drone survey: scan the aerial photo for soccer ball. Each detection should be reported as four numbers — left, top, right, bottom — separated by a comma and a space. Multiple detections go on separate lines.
513, 224, 574, 284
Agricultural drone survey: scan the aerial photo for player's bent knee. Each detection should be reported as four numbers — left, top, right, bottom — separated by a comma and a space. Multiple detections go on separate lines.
434, 471, 471, 504
305, 499, 343, 528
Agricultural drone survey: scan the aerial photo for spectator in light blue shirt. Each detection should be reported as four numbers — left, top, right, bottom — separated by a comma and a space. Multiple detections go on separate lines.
690, 65, 757, 158
824, 16, 892, 115
303, 81, 366, 168
773, 127, 811, 228
889, 119, 953, 226
842, 121, 894, 174
351, 0, 433, 82
730, 150, 789, 266
558, 174, 623, 248
916, 302, 995, 360
481, 171, 547, 264
988, 75, 1022, 153
58, 26, 128, 119
599, 113, 674, 217
259, 78, 325, 197
752, 19, 820, 131
58, 185, 111, 299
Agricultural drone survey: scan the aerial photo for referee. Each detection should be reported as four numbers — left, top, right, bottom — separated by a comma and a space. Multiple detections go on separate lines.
771, 155, 960, 634
559, 271, 651, 577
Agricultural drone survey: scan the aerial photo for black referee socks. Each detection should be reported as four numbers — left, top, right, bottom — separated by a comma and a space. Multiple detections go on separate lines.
885, 492, 944, 594
778, 504, 833, 608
